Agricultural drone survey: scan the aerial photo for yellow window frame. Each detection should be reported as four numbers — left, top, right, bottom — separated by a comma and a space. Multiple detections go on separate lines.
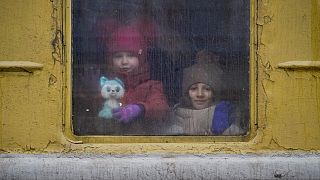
62, 0, 258, 144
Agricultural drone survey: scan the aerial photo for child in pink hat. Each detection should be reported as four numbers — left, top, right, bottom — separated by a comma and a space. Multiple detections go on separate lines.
102, 20, 169, 125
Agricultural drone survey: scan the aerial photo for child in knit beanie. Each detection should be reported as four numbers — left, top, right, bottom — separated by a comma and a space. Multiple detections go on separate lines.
180, 50, 223, 109
167, 50, 246, 135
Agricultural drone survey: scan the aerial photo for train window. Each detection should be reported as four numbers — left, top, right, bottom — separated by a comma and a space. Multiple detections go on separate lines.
71, 0, 250, 136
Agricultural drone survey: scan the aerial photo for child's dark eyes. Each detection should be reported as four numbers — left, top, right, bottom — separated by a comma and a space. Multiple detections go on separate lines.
204, 86, 211, 91
189, 85, 211, 91
113, 52, 136, 59
127, 53, 135, 58
113, 55, 122, 59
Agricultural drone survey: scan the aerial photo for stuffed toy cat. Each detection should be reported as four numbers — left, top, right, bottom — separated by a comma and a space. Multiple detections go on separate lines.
98, 76, 125, 119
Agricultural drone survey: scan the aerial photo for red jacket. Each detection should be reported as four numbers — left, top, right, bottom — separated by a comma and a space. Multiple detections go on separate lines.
113, 70, 169, 121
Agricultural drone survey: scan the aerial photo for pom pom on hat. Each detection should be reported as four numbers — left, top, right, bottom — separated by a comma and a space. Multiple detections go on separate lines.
195, 49, 220, 64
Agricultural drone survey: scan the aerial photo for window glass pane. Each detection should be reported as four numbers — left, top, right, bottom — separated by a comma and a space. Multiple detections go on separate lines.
72, 0, 250, 136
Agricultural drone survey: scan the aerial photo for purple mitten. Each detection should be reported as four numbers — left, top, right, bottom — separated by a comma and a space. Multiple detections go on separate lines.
112, 104, 144, 123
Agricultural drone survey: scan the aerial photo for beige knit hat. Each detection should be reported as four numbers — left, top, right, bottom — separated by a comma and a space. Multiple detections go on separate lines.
182, 50, 223, 95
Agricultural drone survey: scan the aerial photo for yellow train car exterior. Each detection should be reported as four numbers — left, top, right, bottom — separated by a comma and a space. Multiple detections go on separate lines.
0, 0, 319, 179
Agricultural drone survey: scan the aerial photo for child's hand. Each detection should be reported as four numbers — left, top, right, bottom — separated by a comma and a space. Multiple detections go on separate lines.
112, 104, 144, 123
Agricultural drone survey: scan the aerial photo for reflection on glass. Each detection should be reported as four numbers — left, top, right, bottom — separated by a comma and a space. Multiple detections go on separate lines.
72, 0, 250, 136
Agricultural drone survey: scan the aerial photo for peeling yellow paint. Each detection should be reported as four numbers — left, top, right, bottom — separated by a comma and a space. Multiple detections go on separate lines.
0, 0, 319, 154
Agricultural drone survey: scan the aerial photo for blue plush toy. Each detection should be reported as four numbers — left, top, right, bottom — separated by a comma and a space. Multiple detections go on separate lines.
98, 76, 125, 119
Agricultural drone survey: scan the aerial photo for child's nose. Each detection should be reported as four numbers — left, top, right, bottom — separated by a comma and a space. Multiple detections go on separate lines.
121, 56, 129, 64
196, 89, 204, 97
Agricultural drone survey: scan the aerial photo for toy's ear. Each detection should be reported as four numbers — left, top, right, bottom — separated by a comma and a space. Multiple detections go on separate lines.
114, 77, 125, 88
100, 76, 108, 87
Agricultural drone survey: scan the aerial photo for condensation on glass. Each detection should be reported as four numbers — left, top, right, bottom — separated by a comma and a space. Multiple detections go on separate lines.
72, 0, 250, 136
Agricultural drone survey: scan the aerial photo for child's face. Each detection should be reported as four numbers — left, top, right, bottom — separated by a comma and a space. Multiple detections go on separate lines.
112, 52, 139, 73
188, 83, 213, 110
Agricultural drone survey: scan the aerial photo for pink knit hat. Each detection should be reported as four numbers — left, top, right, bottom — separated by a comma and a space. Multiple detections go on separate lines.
108, 25, 146, 55
102, 19, 157, 57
